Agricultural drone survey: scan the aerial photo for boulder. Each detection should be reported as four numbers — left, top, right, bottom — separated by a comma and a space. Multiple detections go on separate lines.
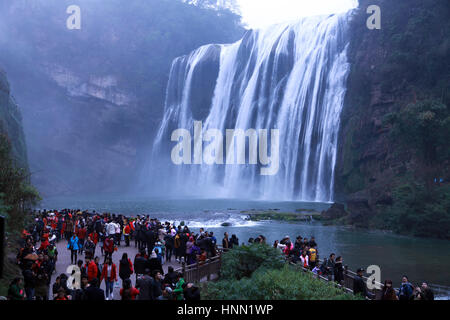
321, 203, 348, 220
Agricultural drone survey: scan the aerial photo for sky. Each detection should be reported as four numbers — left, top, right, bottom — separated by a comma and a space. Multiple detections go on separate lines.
236, 0, 359, 28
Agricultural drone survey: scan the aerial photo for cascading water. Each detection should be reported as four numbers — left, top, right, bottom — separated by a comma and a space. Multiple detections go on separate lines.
146, 12, 352, 202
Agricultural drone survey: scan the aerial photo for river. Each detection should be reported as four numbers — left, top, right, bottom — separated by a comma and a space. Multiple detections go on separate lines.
38, 195, 450, 297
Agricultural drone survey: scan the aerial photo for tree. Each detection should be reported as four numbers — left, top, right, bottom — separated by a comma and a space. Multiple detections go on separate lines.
389, 99, 450, 194
0, 134, 40, 232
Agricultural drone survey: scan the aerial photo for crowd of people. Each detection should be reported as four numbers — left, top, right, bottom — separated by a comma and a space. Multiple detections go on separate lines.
11, 209, 216, 300
268, 234, 435, 300
7, 208, 436, 301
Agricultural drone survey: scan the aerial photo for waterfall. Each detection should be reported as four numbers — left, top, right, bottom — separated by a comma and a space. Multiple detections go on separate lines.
146, 12, 351, 202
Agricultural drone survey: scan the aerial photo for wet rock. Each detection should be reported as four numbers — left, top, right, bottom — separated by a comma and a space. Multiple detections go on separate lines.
321, 203, 348, 220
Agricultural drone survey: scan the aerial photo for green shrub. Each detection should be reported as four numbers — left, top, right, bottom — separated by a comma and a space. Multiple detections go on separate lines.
203, 265, 361, 300
220, 243, 285, 280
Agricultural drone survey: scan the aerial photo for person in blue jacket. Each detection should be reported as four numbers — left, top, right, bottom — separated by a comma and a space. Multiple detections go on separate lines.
398, 275, 414, 300
68, 234, 80, 264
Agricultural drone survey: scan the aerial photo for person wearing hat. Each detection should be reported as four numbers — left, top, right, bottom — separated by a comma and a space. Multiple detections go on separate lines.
157, 286, 172, 300
353, 267, 368, 298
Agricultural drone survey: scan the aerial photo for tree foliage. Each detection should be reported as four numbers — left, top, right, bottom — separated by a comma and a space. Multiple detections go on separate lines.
0, 134, 40, 232
220, 243, 285, 280
203, 245, 360, 300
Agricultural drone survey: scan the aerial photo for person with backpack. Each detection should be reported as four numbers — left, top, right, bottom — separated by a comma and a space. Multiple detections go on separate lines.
398, 275, 414, 300
119, 253, 134, 282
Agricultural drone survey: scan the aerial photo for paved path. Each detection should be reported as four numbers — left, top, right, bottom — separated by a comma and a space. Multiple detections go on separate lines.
47, 239, 181, 300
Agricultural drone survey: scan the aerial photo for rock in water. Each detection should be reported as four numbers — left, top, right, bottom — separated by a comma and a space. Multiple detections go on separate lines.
321, 203, 348, 220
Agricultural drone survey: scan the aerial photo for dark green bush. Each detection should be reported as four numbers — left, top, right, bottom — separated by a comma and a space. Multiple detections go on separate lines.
220, 243, 285, 280
204, 265, 361, 300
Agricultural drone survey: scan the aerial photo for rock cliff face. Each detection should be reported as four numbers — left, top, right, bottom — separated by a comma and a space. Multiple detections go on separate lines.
0, 0, 244, 196
334, 0, 450, 232
0, 68, 28, 170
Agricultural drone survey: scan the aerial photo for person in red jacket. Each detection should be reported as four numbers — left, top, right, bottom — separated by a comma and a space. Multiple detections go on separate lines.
100, 257, 117, 300
120, 278, 139, 300
77, 224, 87, 255
123, 224, 131, 247
103, 236, 115, 263
85, 257, 98, 282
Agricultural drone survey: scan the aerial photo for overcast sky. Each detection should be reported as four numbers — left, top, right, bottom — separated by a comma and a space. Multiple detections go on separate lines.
236, 0, 359, 28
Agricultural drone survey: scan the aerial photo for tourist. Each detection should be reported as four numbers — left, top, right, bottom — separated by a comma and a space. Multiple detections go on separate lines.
123, 221, 130, 247
148, 250, 164, 275
174, 232, 182, 262
353, 268, 368, 298
120, 278, 140, 300
52, 276, 63, 299
184, 282, 201, 300
308, 246, 318, 270
230, 234, 239, 248
312, 263, 322, 275
84, 236, 96, 259
324, 253, 336, 281
134, 249, 148, 282
85, 278, 105, 301
85, 257, 98, 282
164, 232, 174, 263
54, 288, 69, 300
152, 271, 163, 299
119, 253, 134, 282
173, 272, 185, 300
381, 280, 398, 300
100, 257, 117, 300
103, 236, 115, 263
420, 282, 435, 300
72, 275, 89, 300
8, 278, 25, 300
300, 251, 309, 269
334, 256, 344, 285
76, 223, 87, 255
222, 232, 230, 251
22, 262, 36, 300
398, 275, 414, 300
157, 286, 173, 300
136, 268, 154, 300
67, 234, 80, 265
164, 266, 178, 288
